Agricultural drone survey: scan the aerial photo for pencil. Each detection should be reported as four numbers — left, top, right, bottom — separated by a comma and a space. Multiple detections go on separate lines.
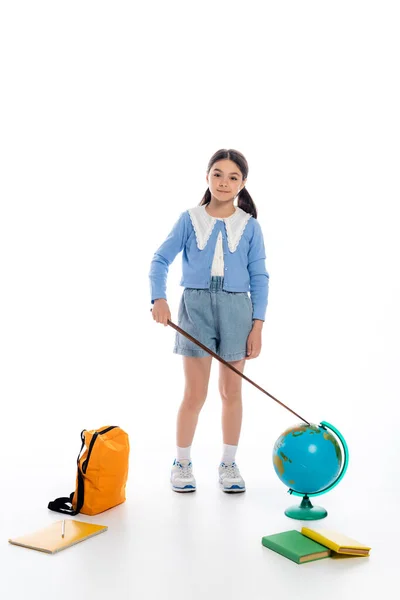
62, 520, 65, 538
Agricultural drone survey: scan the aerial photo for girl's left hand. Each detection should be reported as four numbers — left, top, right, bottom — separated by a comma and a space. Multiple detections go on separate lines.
246, 328, 262, 359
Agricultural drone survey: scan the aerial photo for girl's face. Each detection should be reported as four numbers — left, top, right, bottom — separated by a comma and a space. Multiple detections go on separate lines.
206, 159, 246, 203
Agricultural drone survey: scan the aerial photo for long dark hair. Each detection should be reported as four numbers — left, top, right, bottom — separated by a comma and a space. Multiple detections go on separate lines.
199, 149, 257, 219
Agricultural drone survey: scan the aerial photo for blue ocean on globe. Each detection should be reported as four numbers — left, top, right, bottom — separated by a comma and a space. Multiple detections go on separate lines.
272, 423, 342, 494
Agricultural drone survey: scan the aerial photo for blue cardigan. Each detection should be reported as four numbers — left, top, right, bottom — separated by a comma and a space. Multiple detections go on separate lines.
149, 209, 269, 321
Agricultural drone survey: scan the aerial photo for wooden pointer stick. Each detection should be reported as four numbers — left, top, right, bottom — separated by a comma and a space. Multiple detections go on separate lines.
152, 309, 311, 426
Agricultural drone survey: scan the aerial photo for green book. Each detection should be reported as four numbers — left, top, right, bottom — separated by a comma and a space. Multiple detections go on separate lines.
261, 530, 331, 564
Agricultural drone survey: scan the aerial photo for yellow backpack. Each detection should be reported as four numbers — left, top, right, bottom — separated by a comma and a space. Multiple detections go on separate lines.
48, 425, 130, 516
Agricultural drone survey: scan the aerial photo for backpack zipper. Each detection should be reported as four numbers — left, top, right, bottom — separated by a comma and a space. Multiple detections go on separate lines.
82, 426, 118, 474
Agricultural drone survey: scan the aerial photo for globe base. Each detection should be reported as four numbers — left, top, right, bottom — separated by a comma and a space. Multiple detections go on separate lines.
285, 495, 328, 521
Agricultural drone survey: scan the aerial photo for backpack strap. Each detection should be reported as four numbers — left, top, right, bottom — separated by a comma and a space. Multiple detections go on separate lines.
47, 492, 76, 514
47, 430, 86, 515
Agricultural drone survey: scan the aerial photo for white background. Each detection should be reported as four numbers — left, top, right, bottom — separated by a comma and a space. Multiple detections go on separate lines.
1, 2, 399, 599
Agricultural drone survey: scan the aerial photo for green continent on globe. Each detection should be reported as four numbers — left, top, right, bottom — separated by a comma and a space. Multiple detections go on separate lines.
280, 424, 321, 438
273, 454, 284, 475
323, 431, 341, 461
273, 450, 292, 476
280, 425, 307, 438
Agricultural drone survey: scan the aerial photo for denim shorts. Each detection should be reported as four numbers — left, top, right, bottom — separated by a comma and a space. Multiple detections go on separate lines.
173, 276, 253, 362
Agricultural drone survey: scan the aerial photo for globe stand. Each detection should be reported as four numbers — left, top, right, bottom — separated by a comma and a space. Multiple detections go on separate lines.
285, 494, 328, 520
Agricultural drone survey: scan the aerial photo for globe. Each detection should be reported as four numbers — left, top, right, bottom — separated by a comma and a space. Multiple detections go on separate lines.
272, 421, 349, 520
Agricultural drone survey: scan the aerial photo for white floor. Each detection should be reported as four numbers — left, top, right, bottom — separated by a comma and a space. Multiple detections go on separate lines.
2, 358, 399, 600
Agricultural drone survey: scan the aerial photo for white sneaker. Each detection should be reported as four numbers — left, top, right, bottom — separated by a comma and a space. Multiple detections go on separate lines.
218, 462, 246, 493
170, 459, 196, 492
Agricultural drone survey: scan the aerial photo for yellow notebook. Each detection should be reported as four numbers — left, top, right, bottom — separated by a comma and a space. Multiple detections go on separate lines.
301, 527, 370, 557
9, 520, 107, 554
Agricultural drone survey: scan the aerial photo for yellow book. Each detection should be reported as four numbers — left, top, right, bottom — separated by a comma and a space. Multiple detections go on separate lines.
301, 527, 370, 557
8, 520, 107, 554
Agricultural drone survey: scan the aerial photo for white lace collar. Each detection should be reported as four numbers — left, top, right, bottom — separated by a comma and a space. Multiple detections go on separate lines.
188, 204, 252, 252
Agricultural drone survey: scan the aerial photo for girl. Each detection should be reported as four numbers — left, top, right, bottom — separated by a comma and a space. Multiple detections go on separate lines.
149, 149, 269, 493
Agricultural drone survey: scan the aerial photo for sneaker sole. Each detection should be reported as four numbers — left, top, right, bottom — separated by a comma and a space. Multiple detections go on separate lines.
219, 483, 246, 493
171, 485, 196, 493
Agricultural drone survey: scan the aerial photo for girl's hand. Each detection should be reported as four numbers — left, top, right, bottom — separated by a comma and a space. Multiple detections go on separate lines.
246, 326, 262, 359
152, 299, 171, 326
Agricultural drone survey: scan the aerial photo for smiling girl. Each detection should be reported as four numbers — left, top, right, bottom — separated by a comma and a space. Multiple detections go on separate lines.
149, 149, 269, 493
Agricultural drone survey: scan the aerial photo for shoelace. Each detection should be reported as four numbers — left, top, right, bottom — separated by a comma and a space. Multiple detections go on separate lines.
221, 464, 240, 479
176, 462, 193, 479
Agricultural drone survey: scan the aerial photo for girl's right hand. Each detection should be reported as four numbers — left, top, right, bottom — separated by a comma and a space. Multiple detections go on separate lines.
151, 299, 171, 326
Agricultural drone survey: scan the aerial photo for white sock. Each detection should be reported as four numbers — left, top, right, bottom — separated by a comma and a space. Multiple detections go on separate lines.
176, 445, 191, 461
222, 444, 237, 464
